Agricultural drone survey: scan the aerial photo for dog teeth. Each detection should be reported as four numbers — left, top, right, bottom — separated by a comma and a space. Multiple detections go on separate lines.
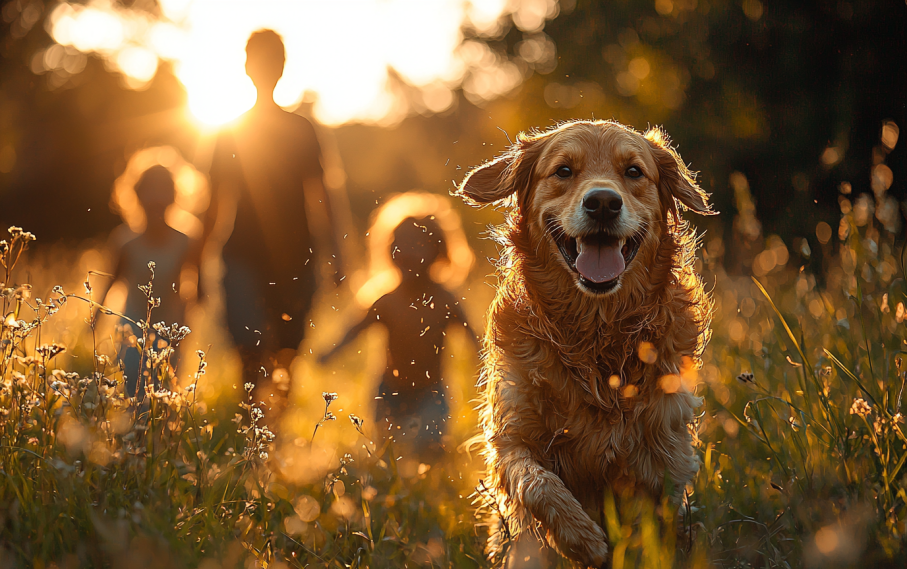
576, 239, 584, 254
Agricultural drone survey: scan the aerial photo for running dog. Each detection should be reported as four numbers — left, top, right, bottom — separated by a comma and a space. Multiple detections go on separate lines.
457, 120, 713, 567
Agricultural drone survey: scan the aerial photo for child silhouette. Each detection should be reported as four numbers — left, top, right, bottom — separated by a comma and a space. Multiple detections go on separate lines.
109, 165, 192, 396
321, 214, 478, 460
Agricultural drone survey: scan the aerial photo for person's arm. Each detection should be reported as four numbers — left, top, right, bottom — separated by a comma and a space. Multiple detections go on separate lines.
299, 119, 344, 284
318, 304, 380, 364
92, 244, 127, 323
191, 133, 231, 299
448, 299, 482, 352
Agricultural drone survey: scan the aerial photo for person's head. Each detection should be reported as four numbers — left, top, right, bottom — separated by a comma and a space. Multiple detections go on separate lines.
245, 29, 285, 93
135, 165, 175, 224
391, 217, 447, 278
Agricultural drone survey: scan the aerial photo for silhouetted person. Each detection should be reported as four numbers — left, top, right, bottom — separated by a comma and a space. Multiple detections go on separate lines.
109, 165, 192, 396
320, 217, 479, 461
203, 30, 341, 422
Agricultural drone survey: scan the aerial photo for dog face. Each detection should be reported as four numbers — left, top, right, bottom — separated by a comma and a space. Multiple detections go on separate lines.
458, 121, 711, 296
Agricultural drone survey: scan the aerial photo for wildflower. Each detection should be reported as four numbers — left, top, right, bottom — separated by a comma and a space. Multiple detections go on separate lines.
8, 226, 21, 238
894, 413, 903, 424
349, 414, 364, 430
259, 451, 269, 461
322, 392, 338, 405
153, 322, 191, 342
850, 398, 872, 418
244, 382, 254, 392
324, 411, 336, 421
736, 371, 755, 384
36, 343, 66, 360
339, 453, 353, 474
259, 426, 275, 441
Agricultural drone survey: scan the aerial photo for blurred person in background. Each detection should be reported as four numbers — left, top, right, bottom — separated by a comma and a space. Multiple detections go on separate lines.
200, 29, 343, 424
107, 165, 192, 397
320, 213, 479, 463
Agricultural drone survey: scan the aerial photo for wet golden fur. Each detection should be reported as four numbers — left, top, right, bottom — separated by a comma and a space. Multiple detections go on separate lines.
456, 120, 713, 568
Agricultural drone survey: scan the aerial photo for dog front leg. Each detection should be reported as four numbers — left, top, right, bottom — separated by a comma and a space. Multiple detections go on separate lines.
496, 445, 609, 568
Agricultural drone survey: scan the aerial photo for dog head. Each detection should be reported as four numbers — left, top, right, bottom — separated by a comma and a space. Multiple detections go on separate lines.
456, 120, 712, 297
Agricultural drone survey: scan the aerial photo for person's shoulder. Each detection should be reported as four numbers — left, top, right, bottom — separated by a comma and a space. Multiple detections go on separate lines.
432, 285, 458, 307
166, 226, 192, 246
216, 111, 257, 141
213, 124, 238, 152
373, 291, 395, 310
285, 112, 319, 136
108, 224, 139, 252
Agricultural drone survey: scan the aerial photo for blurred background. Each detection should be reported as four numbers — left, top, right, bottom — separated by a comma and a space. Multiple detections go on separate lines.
0, 0, 905, 479
3, 1, 907, 565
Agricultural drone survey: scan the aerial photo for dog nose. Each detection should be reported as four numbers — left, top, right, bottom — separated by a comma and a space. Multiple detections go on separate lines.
582, 188, 623, 221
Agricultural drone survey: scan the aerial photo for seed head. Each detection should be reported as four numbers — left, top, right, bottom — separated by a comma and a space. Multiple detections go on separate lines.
850, 398, 872, 418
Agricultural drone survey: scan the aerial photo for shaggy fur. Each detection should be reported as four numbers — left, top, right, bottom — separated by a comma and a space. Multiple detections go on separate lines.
456, 120, 714, 568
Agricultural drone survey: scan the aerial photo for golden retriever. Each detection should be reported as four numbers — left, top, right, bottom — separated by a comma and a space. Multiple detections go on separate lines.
456, 120, 713, 567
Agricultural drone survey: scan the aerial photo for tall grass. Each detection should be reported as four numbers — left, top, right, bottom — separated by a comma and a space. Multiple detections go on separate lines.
0, 227, 486, 567
3, 176, 907, 566
686, 179, 907, 566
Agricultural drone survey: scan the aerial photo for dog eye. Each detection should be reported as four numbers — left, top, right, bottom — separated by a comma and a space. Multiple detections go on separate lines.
555, 166, 573, 179
625, 166, 642, 178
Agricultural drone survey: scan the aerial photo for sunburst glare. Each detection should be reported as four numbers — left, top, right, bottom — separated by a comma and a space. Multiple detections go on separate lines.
43, 0, 562, 126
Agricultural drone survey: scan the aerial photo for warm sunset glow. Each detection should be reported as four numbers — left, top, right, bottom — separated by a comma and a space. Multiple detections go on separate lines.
44, 0, 562, 126
354, 192, 475, 308
111, 146, 209, 237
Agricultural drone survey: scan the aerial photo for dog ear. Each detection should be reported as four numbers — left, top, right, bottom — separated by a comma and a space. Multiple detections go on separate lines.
456, 133, 545, 206
456, 155, 513, 205
644, 127, 715, 221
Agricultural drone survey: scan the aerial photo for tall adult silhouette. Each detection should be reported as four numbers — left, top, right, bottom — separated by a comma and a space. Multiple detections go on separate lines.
203, 29, 342, 422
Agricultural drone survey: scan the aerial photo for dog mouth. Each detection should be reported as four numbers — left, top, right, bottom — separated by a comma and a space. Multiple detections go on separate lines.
548, 219, 644, 293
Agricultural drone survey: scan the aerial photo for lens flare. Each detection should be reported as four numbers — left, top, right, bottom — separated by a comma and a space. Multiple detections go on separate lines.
46, 0, 562, 126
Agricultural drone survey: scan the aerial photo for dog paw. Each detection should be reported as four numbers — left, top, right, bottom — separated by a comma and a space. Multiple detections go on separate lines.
550, 520, 609, 568
580, 538, 609, 569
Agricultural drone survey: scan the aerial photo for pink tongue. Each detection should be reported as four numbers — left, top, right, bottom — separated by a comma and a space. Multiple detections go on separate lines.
575, 241, 625, 283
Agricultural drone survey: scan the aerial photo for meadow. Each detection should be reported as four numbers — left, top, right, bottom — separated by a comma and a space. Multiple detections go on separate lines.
3, 170, 907, 568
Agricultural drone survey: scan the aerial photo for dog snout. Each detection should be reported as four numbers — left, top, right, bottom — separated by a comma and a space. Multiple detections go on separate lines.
582, 188, 623, 222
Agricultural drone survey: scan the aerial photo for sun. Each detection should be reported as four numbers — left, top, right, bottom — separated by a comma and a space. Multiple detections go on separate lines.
42, 0, 561, 126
